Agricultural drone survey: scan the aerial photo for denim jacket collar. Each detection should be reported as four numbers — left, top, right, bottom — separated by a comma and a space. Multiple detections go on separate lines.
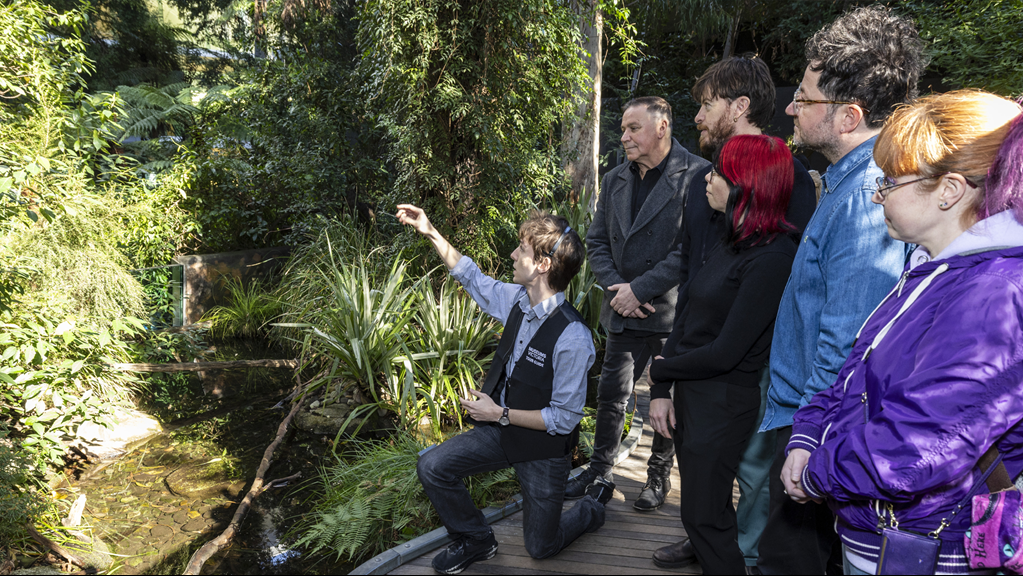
820, 136, 879, 197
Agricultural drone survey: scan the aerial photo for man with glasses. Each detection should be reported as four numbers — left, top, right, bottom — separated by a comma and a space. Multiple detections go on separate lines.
756, 6, 925, 574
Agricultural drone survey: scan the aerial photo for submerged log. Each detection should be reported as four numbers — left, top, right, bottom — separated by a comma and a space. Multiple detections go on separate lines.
107, 359, 298, 372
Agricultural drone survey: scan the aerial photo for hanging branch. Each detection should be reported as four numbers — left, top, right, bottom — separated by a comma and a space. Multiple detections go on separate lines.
181, 386, 308, 575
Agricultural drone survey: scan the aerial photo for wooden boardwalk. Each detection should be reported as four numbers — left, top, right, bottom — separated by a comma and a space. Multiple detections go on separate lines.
388, 383, 739, 575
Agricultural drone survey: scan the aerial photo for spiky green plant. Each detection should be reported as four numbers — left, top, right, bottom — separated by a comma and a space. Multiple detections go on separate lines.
201, 276, 281, 339
400, 276, 499, 433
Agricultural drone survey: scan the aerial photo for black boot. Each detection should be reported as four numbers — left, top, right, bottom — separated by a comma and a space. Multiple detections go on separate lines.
633, 475, 670, 511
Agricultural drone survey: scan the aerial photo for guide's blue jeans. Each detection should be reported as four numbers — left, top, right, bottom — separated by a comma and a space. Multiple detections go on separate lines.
417, 423, 605, 559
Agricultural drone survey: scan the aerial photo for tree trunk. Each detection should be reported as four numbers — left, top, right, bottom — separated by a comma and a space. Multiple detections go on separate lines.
562, 0, 602, 213
721, 4, 743, 60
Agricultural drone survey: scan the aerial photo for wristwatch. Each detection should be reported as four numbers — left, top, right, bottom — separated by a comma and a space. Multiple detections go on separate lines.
498, 407, 510, 427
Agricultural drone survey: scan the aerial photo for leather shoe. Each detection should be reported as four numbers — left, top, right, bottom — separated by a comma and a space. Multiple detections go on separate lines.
652, 538, 698, 569
633, 475, 670, 511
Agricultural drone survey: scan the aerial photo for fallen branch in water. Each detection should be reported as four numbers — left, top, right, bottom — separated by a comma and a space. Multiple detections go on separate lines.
26, 524, 85, 569
106, 359, 298, 372
181, 388, 307, 575
258, 472, 302, 495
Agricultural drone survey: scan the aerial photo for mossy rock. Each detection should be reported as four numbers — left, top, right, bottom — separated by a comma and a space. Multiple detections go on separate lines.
295, 403, 373, 436
165, 464, 247, 499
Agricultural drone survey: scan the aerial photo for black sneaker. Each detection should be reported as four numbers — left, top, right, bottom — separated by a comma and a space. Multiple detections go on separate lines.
565, 467, 603, 500
585, 476, 616, 505
431, 532, 499, 574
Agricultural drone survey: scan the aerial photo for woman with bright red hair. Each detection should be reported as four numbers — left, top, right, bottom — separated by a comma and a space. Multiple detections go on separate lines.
649, 134, 798, 574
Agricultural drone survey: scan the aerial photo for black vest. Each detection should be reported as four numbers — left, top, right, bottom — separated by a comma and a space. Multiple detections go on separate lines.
479, 300, 584, 463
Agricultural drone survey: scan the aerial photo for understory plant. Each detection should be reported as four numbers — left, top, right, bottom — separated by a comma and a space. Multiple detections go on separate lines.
0, 438, 46, 548
276, 219, 504, 435
201, 276, 281, 339
295, 431, 518, 563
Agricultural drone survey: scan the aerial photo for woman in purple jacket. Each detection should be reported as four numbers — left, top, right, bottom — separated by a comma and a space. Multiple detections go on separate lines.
783, 90, 1023, 575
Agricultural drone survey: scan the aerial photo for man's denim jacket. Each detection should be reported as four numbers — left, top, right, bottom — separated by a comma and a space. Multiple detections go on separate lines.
761, 136, 910, 431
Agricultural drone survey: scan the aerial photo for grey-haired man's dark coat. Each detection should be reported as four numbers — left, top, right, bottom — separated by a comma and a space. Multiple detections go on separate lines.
587, 138, 710, 334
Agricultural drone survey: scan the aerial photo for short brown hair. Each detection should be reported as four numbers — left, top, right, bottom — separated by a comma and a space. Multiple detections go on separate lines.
623, 96, 672, 130
518, 211, 584, 292
875, 90, 1022, 226
692, 54, 776, 130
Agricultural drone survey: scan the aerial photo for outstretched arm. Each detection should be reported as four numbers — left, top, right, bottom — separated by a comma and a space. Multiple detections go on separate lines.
396, 204, 462, 270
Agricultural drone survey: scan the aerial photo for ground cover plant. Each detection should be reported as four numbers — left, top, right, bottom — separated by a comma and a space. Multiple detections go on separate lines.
295, 431, 518, 562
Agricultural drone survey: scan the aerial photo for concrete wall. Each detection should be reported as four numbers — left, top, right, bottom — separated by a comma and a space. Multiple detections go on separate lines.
173, 247, 291, 325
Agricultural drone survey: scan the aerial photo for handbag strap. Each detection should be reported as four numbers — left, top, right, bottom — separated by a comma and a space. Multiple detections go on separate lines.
937, 445, 1013, 536
978, 445, 1013, 493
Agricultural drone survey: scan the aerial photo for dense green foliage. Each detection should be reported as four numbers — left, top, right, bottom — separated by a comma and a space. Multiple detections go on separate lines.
273, 219, 503, 435
0, 440, 46, 547
906, 0, 1023, 96
358, 0, 591, 266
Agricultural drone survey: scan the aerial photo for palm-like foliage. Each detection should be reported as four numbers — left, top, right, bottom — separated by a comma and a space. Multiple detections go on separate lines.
401, 276, 500, 433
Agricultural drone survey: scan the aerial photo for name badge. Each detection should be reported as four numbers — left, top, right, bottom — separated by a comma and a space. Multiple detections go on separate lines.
525, 346, 547, 368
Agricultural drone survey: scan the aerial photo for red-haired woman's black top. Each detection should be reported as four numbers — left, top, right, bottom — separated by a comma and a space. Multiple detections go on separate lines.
650, 236, 796, 393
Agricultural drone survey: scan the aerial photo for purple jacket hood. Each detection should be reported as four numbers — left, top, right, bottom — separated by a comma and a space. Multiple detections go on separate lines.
790, 210, 1023, 541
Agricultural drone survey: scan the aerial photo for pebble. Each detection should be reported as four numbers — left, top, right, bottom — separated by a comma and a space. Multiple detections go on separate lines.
150, 525, 173, 539
182, 518, 207, 533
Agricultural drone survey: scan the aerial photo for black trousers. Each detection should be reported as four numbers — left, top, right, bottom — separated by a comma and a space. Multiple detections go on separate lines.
675, 381, 760, 575
756, 426, 843, 575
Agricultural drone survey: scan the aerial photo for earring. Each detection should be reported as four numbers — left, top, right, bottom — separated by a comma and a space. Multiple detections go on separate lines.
733, 117, 739, 123
940, 202, 948, 208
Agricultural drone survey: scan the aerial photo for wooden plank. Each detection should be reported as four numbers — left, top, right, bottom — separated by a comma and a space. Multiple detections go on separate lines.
106, 359, 298, 372
486, 529, 675, 557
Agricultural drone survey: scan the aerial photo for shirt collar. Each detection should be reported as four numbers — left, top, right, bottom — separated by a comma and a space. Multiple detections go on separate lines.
629, 150, 671, 177
821, 136, 878, 195
517, 291, 566, 321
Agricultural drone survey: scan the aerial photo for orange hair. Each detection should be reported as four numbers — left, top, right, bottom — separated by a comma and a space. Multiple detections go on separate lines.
875, 90, 1021, 187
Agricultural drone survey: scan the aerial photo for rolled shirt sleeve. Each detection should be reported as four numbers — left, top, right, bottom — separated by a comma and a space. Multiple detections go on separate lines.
542, 321, 594, 435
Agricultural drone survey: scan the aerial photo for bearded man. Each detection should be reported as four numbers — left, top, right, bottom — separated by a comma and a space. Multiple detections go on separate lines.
649, 55, 816, 573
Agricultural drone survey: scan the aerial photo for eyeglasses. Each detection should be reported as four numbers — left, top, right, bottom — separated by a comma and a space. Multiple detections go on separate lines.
874, 173, 979, 201
792, 91, 870, 114
709, 165, 730, 183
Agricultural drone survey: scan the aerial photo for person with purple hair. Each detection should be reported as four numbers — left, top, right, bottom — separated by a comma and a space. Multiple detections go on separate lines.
781, 90, 1023, 575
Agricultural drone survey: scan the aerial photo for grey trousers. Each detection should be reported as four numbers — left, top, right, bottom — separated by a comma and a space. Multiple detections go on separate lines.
589, 330, 675, 480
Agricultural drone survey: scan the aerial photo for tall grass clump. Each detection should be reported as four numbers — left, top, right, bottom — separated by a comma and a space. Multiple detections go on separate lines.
294, 431, 517, 563
201, 276, 281, 339
401, 276, 498, 433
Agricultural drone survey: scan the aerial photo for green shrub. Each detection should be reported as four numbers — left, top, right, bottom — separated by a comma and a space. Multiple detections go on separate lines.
400, 277, 500, 434
295, 431, 518, 562
202, 277, 281, 339
0, 438, 46, 547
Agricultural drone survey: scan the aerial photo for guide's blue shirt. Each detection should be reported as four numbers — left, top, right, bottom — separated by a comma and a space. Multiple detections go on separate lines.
761, 137, 910, 431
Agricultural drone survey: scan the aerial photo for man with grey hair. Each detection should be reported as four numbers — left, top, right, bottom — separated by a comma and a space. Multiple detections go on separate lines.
757, 6, 924, 574
570, 97, 708, 511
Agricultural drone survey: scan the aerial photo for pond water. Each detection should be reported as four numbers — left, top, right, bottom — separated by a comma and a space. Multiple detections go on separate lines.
54, 340, 353, 575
